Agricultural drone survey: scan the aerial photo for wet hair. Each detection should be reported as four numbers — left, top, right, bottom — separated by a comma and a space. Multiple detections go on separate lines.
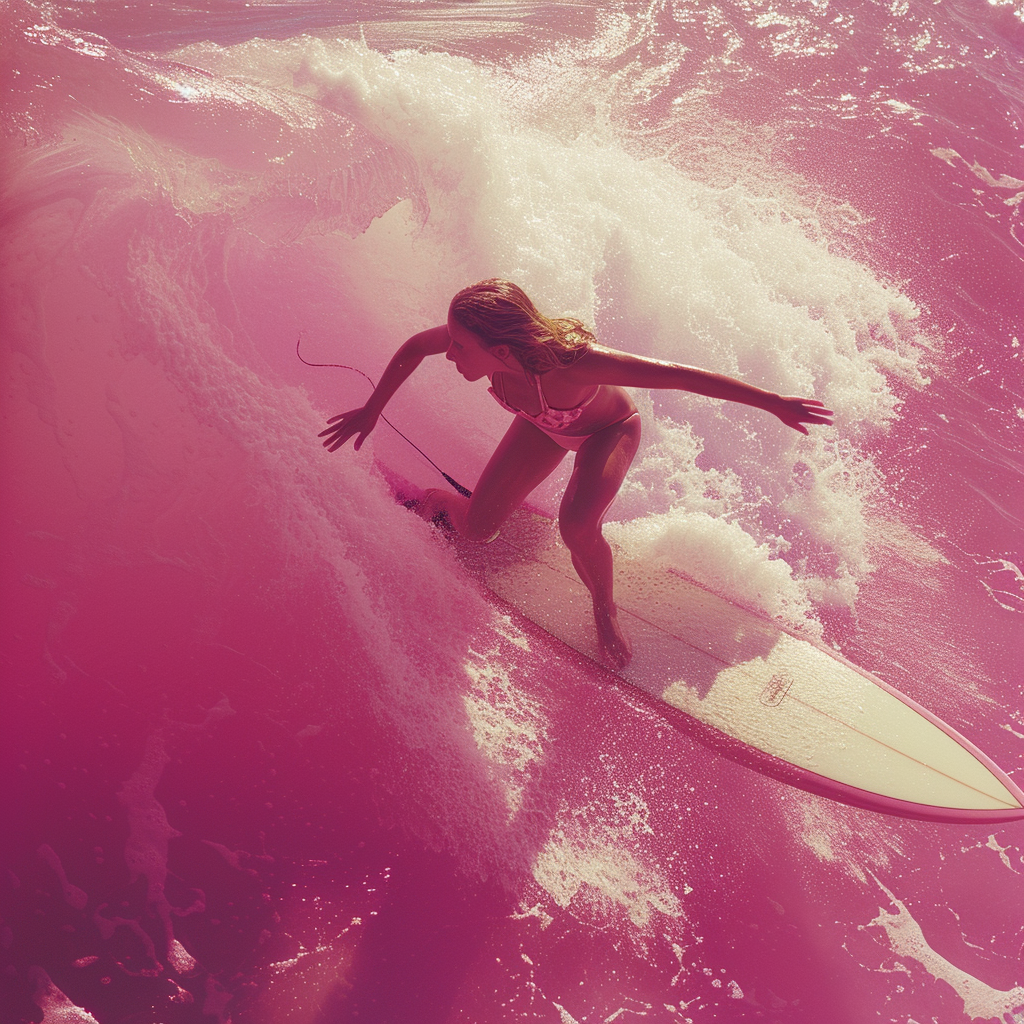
448, 279, 594, 374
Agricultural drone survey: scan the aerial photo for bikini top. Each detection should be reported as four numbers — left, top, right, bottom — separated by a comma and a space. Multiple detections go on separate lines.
488, 371, 599, 433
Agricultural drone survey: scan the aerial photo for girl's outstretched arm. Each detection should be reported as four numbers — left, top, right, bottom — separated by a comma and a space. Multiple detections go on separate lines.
319, 325, 448, 451
572, 346, 833, 434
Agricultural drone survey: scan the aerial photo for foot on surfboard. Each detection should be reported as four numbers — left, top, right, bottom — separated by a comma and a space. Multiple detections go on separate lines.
595, 603, 632, 670
399, 495, 457, 537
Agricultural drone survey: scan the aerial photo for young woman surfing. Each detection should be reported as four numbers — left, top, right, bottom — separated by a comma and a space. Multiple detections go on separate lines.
319, 279, 833, 669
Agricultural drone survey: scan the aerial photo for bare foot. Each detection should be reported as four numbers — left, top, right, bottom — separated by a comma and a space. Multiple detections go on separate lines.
419, 487, 444, 515
413, 488, 455, 533
594, 602, 632, 670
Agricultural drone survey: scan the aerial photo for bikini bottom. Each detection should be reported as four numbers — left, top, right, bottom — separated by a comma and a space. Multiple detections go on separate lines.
529, 410, 639, 452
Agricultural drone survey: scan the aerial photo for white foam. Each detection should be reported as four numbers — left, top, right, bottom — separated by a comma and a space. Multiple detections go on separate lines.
47, 20, 931, 653
36, 845, 88, 911
168, 939, 198, 975
263, 31, 931, 618
985, 836, 1020, 873
784, 797, 906, 883
462, 647, 550, 818
30, 968, 102, 1023
607, 509, 815, 630
117, 734, 178, 883
866, 877, 1024, 1022
532, 801, 684, 929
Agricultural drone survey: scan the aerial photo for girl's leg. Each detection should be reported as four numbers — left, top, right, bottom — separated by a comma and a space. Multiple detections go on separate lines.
558, 413, 641, 668
424, 416, 568, 541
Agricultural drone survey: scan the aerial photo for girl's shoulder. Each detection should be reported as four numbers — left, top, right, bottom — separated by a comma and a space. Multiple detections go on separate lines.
562, 343, 622, 376
561, 344, 669, 388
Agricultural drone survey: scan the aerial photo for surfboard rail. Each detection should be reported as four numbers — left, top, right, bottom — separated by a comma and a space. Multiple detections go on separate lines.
486, 572, 1024, 826
654, 566, 1024, 824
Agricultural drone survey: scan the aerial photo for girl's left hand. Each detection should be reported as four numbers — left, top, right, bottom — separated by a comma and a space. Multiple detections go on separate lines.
768, 396, 834, 434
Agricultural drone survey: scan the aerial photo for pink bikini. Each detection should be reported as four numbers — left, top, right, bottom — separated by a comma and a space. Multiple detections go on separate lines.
488, 372, 600, 451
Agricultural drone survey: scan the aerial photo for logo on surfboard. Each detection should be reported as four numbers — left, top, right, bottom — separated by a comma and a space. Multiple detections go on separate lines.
760, 673, 794, 707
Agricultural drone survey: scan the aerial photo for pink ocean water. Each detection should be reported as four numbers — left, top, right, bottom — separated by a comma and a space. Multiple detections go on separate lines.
2, 0, 1023, 1021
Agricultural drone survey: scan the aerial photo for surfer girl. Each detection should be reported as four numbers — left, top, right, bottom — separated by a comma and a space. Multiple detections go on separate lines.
320, 279, 833, 668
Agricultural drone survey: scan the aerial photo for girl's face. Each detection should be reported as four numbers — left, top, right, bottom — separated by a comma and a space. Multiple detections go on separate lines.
445, 316, 511, 381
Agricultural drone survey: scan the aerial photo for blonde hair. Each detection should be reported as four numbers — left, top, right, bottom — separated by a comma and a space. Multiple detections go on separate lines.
449, 279, 594, 374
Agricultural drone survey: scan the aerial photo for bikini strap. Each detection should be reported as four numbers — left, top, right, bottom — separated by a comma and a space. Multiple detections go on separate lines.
531, 371, 550, 413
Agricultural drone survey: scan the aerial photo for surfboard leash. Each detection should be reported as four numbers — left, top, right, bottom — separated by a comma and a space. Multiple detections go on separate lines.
295, 335, 472, 498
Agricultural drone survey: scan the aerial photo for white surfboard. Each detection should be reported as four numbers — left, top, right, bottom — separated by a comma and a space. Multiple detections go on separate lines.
479, 508, 1024, 824
387, 469, 1024, 824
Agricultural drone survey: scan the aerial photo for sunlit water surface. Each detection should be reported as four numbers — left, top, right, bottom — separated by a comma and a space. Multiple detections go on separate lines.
2, 0, 1023, 1021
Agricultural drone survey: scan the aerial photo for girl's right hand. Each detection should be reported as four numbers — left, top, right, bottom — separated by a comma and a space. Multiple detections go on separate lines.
318, 406, 379, 452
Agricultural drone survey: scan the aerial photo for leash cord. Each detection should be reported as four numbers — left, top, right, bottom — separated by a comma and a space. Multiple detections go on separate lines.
296, 335, 472, 498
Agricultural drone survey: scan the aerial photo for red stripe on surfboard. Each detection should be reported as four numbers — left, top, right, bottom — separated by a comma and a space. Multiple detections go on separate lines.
488, 531, 1024, 816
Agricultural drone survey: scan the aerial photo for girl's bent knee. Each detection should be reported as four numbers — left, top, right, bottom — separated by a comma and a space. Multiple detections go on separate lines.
559, 517, 601, 550
465, 515, 501, 543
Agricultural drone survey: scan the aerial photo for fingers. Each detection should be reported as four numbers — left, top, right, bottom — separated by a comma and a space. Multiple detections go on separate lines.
319, 410, 361, 450
322, 419, 372, 451
318, 426, 352, 440
777, 396, 833, 432
321, 408, 363, 432
791, 398, 833, 427
781, 397, 833, 417
319, 413, 355, 437
328, 407, 369, 424
321, 425, 352, 450
326, 426, 356, 452
796, 399, 832, 415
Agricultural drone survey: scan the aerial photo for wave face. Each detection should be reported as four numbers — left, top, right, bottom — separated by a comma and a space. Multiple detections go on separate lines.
2, 1, 1022, 1021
